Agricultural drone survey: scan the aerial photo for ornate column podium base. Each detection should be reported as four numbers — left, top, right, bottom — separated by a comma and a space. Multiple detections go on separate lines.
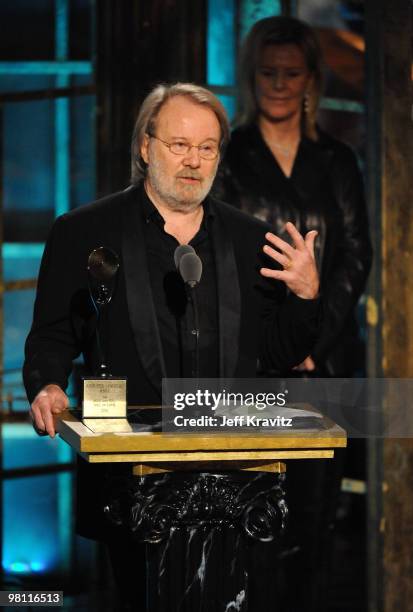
57, 409, 346, 610
105, 470, 287, 611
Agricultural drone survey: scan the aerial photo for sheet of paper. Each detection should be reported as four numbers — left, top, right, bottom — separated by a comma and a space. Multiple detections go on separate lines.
216, 402, 324, 419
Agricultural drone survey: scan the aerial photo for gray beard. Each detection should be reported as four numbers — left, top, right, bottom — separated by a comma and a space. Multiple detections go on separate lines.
146, 160, 217, 212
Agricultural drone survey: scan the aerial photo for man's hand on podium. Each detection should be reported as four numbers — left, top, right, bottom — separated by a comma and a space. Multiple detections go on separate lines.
30, 384, 69, 438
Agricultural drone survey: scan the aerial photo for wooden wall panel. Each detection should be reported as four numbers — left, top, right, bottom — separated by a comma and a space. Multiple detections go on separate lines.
366, 1, 413, 610
96, 0, 207, 195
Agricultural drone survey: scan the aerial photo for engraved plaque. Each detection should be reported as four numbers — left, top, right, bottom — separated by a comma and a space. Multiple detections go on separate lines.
82, 377, 127, 418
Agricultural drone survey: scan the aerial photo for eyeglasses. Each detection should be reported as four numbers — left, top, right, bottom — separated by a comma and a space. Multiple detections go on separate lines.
147, 134, 219, 160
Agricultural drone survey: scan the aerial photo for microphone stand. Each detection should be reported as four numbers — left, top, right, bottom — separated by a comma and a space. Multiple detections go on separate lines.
187, 284, 200, 381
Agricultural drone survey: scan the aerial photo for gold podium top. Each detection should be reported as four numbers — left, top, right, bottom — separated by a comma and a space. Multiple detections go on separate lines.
56, 408, 347, 465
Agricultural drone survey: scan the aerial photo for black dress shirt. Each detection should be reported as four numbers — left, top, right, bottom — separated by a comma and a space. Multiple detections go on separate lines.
141, 188, 219, 378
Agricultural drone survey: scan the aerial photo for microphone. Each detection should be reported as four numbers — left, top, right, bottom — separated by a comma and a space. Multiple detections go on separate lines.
174, 244, 195, 269
179, 252, 202, 288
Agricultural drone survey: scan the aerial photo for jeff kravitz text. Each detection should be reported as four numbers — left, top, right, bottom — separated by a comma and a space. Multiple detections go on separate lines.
173, 414, 293, 428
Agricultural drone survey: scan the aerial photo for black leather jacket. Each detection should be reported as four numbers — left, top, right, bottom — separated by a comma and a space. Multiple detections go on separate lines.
213, 123, 373, 376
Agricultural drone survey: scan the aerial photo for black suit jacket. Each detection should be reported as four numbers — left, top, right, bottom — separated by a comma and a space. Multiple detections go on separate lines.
24, 182, 320, 403
23, 182, 320, 538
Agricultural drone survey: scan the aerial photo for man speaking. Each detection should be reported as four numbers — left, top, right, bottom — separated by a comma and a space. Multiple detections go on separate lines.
23, 82, 320, 603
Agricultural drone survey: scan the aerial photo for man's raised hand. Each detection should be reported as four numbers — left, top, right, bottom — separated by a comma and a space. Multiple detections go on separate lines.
260, 221, 319, 299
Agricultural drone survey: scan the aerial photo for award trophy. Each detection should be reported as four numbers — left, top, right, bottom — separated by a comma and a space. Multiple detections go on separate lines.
82, 247, 129, 432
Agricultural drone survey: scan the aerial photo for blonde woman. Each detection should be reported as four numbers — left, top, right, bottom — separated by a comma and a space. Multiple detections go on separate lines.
214, 16, 372, 378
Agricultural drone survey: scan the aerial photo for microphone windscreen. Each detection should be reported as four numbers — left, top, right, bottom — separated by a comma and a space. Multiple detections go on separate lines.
174, 244, 195, 269
179, 252, 202, 286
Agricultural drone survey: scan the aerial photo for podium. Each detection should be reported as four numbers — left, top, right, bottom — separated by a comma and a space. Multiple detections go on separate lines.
57, 408, 346, 611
